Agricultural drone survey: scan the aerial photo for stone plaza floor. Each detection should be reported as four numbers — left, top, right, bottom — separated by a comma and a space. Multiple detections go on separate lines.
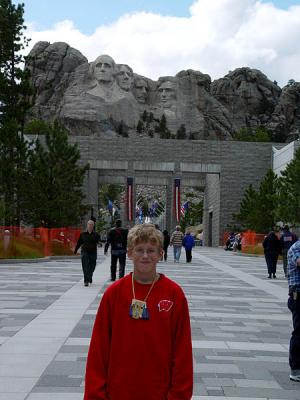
0, 247, 299, 400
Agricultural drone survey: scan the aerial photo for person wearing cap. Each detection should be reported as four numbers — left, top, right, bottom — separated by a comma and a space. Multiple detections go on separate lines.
280, 225, 298, 278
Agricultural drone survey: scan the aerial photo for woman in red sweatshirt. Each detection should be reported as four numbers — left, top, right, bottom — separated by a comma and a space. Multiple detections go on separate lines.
84, 223, 193, 400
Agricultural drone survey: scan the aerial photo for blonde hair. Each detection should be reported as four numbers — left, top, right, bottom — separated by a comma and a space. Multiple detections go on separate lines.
127, 224, 163, 250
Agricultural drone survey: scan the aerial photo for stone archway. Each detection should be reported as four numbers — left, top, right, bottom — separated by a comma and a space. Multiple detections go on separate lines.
71, 137, 275, 246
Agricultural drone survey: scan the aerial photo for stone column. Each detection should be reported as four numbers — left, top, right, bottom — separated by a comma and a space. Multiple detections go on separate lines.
166, 176, 174, 233
87, 169, 99, 218
126, 161, 135, 227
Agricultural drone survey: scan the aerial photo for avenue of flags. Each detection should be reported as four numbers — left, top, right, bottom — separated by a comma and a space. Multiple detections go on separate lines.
112, 177, 189, 223
135, 200, 162, 222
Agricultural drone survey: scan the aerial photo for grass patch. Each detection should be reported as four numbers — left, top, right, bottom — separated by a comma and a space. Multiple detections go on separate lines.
0, 236, 73, 259
0, 237, 44, 259
242, 244, 264, 255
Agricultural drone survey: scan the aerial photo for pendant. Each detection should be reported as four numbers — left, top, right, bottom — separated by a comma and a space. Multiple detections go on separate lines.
129, 299, 149, 320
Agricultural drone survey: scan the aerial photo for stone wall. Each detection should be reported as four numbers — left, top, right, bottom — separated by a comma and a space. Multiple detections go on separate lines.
69, 136, 275, 245
203, 174, 220, 247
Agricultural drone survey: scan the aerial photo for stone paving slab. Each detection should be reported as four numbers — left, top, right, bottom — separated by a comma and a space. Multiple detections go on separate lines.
1, 247, 299, 399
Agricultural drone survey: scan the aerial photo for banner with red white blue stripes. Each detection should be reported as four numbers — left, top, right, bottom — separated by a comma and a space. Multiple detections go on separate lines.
174, 178, 181, 222
127, 177, 134, 221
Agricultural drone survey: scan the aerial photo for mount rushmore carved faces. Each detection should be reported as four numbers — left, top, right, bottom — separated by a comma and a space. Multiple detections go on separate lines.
157, 79, 177, 109
116, 64, 134, 91
133, 77, 149, 104
87, 55, 119, 99
91, 54, 115, 84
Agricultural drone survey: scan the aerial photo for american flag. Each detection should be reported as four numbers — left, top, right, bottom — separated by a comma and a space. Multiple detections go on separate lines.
181, 201, 189, 217
107, 200, 113, 215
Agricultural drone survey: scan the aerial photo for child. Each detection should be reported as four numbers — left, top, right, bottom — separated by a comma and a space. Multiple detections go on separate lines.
182, 230, 195, 263
84, 223, 193, 400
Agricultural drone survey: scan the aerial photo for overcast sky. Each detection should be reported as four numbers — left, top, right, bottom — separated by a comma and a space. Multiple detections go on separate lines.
23, 0, 300, 87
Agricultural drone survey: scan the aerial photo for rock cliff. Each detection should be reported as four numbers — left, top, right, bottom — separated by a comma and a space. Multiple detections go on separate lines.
26, 41, 300, 142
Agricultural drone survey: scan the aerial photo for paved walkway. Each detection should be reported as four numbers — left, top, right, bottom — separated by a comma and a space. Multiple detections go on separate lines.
0, 247, 299, 400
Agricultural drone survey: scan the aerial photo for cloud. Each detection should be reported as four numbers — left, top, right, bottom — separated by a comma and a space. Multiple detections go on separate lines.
25, 0, 300, 87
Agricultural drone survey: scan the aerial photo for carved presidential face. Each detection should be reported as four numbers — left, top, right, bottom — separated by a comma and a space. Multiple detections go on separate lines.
116, 65, 133, 91
134, 78, 149, 103
157, 80, 177, 108
93, 55, 115, 83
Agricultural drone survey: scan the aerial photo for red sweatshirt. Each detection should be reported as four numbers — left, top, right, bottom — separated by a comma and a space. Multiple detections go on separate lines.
84, 273, 193, 400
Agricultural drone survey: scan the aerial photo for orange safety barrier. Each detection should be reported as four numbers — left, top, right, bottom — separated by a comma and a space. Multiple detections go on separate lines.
0, 226, 81, 259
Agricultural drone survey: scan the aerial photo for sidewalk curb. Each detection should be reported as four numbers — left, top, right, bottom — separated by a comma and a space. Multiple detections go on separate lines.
0, 255, 80, 264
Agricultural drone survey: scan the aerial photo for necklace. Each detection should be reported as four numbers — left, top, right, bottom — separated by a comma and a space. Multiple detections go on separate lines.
129, 273, 158, 320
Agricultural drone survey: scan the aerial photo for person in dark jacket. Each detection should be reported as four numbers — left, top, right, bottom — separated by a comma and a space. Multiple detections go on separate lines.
280, 225, 298, 278
182, 230, 195, 263
163, 230, 170, 261
74, 220, 100, 286
262, 230, 281, 279
104, 219, 128, 281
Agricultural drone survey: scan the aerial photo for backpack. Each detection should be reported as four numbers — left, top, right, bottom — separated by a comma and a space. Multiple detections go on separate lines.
114, 228, 124, 249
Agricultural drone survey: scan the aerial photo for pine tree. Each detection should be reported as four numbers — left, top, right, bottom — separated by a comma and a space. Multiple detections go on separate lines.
176, 124, 187, 139
233, 184, 259, 230
255, 169, 279, 231
0, 0, 32, 225
98, 184, 122, 210
136, 120, 144, 134
232, 127, 272, 142
277, 148, 300, 225
234, 170, 279, 232
0, 0, 31, 126
22, 121, 89, 227
142, 110, 148, 122
158, 114, 171, 139
117, 120, 128, 137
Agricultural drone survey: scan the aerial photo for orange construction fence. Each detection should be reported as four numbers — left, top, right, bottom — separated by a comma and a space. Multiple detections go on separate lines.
0, 226, 81, 259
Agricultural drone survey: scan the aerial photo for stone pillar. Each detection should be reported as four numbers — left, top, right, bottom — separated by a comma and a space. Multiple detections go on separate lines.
126, 176, 136, 228
87, 169, 99, 218
166, 176, 174, 234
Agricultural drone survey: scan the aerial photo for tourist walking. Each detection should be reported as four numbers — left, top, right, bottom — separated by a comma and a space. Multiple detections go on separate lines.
280, 225, 298, 278
262, 230, 281, 279
74, 220, 100, 286
170, 225, 184, 262
182, 230, 195, 263
287, 238, 300, 382
84, 224, 193, 399
163, 229, 170, 261
104, 219, 128, 281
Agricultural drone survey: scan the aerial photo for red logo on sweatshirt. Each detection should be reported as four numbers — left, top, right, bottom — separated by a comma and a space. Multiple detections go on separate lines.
158, 300, 173, 312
